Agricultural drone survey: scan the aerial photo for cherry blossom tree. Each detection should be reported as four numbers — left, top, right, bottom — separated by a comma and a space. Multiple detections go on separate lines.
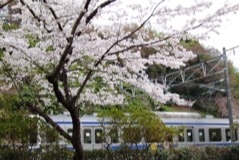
1, 0, 239, 159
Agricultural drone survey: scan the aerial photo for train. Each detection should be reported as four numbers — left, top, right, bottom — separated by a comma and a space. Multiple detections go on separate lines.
34, 112, 239, 150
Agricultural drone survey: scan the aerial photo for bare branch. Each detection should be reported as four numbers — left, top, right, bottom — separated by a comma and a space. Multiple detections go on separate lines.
43, 0, 63, 32
71, 0, 91, 36
51, 81, 69, 108
61, 66, 71, 102
96, 0, 165, 64
108, 35, 172, 56
85, 0, 116, 24
19, 0, 52, 33
0, 0, 14, 9
27, 103, 72, 141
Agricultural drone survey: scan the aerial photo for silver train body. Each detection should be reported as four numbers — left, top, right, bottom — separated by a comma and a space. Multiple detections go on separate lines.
38, 112, 239, 150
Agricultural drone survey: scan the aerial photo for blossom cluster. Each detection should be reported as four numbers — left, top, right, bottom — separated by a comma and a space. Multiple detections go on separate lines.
0, 0, 238, 107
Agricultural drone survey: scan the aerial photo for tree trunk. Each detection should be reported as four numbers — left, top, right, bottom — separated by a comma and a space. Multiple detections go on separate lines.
71, 110, 84, 160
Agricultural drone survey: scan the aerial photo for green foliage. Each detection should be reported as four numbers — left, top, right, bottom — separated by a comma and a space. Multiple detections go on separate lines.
0, 93, 22, 111
99, 107, 174, 145
121, 82, 156, 110
159, 104, 179, 112
46, 45, 55, 52
193, 99, 218, 116
228, 63, 239, 100
1, 144, 239, 160
146, 64, 166, 79
84, 146, 239, 160
141, 47, 157, 58
180, 39, 200, 49
2, 23, 19, 31
0, 111, 38, 146
127, 94, 155, 110
197, 53, 214, 61
0, 92, 38, 147
40, 146, 73, 160
0, 49, 4, 60
25, 34, 40, 48
0, 147, 73, 160
92, 76, 105, 93
20, 84, 39, 103
39, 123, 60, 144
126, 107, 168, 142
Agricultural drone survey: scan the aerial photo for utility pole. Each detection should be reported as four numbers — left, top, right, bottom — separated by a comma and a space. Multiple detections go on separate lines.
223, 46, 239, 142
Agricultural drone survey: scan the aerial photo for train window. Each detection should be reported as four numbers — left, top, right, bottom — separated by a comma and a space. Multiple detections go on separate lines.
209, 128, 221, 142
178, 130, 184, 142
226, 129, 238, 141
186, 129, 193, 142
226, 129, 231, 141
84, 129, 92, 144
110, 128, 119, 143
199, 129, 205, 142
95, 129, 103, 144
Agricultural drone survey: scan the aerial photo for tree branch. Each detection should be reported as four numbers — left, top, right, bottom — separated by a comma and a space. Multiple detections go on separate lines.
1, 59, 71, 142
61, 66, 71, 103
48, 0, 117, 80
43, 0, 63, 32
94, 0, 165, 66
108, 35, 172, 56
0, 0, 14, 9
85, 0, 116, 24
51, 81, 69, 109
27, 103, 72, 142
19, 0, 52, 33
72, 1, 165, 105
71, 0, 91, 36
48, 1, 117, 106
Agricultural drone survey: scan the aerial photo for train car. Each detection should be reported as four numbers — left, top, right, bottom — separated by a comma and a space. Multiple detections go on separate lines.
38, 112, 239, 150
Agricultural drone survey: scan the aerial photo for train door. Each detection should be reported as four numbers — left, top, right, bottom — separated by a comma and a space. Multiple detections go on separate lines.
177, 126, 194, 145
82, 127, 93, 150
186, 127, 194, 143
178, 128, 185, 143
93, 127, 104, 150
82, 127, 104, 150
198, 128, 206, 142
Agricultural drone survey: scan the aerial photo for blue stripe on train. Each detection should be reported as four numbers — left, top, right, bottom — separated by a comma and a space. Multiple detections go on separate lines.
54, 121, 229, 126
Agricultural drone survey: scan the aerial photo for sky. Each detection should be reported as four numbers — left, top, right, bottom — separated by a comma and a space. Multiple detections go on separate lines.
200, 12, 239, 69
103, 0, 239, 69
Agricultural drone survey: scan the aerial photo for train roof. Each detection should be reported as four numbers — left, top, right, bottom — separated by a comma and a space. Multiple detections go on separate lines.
48, 112, 239, 128
155, 111, 202, 118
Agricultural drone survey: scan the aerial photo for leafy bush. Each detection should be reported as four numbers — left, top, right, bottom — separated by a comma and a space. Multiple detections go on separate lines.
0, 146, 73, 160
0, 149, 36, 160
1, 145, 239, 160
